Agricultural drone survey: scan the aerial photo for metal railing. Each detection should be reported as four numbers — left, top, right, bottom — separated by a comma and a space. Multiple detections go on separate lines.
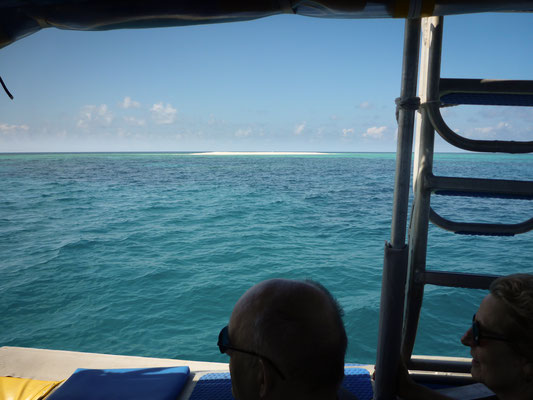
375, 15, 533, 400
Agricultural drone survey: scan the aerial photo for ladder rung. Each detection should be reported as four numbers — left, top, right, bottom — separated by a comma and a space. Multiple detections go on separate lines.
424, 103, 533, 153
435, 190, 533, 200
408, 357, 473, 373
421, 270, 499, 289
427, 175, 533, 200
441, 93, 533, 107
429, 208, 533, 236
439, 79, 533, 107
410, 374, 476, 389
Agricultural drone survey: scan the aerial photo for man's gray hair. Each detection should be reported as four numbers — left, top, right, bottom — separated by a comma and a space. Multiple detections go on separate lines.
251, 279, 347, 391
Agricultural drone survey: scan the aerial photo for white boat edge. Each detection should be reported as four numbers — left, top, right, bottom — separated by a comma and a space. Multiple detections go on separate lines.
1, 346, 474, 399
0, 346, 229, 400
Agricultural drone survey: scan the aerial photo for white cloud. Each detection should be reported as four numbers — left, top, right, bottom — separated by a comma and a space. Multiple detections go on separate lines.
472, 121, 511, 137
342, 128, 354, 137
207, 114, 226, 127
475, 127, 495, 134
123, 116, 146, 126
77, 104, 113, 128
120, 96, 140, 109
359, 101, 372, 109
235, 128, 252, 137
150, 102, 177, 124
294, 123, 306, 135
97, 105, 113, 124
363, 126, 387, 139
0, 123, 29, 134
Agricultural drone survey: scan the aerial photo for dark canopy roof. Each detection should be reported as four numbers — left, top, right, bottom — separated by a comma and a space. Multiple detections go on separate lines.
1, 0, 532, 49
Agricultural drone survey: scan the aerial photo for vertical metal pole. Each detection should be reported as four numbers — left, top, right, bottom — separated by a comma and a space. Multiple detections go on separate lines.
402, 16, 443, 360
375, 244, 409, 400
390, 18, 421, 249
374, 18, 421, 400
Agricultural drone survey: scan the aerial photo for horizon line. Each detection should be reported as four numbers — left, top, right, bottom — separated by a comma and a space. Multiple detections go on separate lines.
0, 150, 473, 155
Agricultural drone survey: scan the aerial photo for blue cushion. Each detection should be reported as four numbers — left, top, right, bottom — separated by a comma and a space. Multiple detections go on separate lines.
47, 366, 190, 400
342, 368, 373, 400
189, 367, 373, 400
189, 373, 233, 400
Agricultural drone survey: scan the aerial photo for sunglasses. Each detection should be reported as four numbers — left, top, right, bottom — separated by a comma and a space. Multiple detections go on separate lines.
217, 325, 286, 380
472, 314, 510, 346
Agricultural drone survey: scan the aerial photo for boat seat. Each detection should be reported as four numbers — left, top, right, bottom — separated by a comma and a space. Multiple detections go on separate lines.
188, 367, 373, 400
0, 376, 61, 400
46, 366, 190, 400
436, 383, 496, 400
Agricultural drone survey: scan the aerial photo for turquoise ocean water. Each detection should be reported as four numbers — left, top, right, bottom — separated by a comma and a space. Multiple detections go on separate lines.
1, 152, 532, 364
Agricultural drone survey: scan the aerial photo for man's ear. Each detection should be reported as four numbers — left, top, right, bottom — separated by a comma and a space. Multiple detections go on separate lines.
258, 358, 271, 399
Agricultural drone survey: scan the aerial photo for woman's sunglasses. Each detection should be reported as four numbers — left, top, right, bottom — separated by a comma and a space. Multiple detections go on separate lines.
471, 314, 510, 346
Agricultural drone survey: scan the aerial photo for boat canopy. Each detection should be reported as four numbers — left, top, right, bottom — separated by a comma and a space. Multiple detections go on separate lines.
1, 0, 533, 49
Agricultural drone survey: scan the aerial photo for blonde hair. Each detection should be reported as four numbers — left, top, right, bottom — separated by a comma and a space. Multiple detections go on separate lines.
490, 273, 533, 361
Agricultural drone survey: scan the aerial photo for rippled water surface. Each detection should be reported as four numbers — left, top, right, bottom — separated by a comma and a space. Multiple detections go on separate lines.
1, 152, 532, 364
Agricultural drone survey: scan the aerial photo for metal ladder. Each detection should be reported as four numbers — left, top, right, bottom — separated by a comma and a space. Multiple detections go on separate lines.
374, 16, 533, 400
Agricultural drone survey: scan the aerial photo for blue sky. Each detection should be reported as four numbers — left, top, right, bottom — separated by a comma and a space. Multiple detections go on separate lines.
0, 12, 532, 152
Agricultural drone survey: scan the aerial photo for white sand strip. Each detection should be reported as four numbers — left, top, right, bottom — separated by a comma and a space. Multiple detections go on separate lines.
187, 151, 329, 155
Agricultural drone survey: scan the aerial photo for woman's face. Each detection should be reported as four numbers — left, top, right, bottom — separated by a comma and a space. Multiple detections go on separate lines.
461, 294, 527, 393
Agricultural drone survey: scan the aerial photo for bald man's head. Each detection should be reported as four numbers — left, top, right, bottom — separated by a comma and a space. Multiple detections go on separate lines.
228, 279, 347, 398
